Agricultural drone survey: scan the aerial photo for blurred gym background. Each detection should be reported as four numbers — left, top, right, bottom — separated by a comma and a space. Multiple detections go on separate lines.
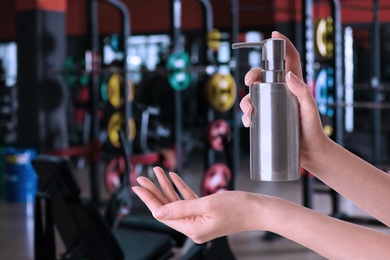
0, 0, 390, 259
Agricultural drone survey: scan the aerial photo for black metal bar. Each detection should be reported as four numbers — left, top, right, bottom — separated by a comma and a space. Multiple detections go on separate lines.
301, 0, 315, 209
331, 0, 344, 147
330, 0, 343, 220
231, 0, 240, 181
197, 0, 215, 63
88, 0, 100, 204
372, 0, 381, 167
196, 0, 215, 172
171, 0, 183, 176
102, 0, 132, 156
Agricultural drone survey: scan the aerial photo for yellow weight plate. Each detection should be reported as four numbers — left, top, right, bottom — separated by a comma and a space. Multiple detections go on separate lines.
107, 112, 136, 148
323, 125, 333, 137
128, 117, 136, 141
127, 79, 135, 102
314, 17, 334, 59
107, 73, 123, 108
207, 29, 222, 52
207, 73, 237, 112
107, 112, 123, 148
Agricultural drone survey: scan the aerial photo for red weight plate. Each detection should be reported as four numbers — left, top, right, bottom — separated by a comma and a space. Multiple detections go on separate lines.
207, 119, 231, 151
201, 163, 232, 196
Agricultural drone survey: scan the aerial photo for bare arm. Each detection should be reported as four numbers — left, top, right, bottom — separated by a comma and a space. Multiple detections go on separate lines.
242, 31, 390, 228
263, 196, 390, 259
132, 31, 390, 259
308, 138, 390, 227
133, 168, 390, 259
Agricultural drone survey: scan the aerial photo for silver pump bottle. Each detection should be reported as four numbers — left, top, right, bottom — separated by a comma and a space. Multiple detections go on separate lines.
232, 38, 300, 181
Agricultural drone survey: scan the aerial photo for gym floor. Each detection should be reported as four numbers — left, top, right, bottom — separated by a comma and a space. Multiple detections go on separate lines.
1, 155, 388, 260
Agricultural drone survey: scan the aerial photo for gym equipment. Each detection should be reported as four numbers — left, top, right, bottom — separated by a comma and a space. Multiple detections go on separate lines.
323, 125, 333, 137
206, 72, 237, 112
107, 73, 122, 108
206, 119, 231, 151
32, 155, 174, 260
166, 50, 191, 91
106, 73, 135, 108
201, 163, 231, 196
105, 156, 127, 194
62, 56, 90, 88
314, 17, 334, 59
206, 28, 222, 52
233, 39, 300, 181
315, 67, 335, 117
107, 112, 136, 148
104, 153, 160, 194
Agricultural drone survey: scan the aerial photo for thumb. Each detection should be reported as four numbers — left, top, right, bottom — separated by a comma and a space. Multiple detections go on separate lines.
153, 199, 201, 220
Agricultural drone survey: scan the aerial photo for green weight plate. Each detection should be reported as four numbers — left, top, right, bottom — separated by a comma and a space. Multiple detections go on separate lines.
168, 71, 191, 91
166, 50, 191, 70
101, 81, 108, 102
166, 50, 191, 91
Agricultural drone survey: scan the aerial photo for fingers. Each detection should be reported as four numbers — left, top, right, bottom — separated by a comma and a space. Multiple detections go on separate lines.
153, 166, 180, 202
137, 176, 168, 204
132, 186, 163, 213
285, 71, 316, 107
153, 199, 203, 220
244, 68, 263, 87
239, 94, 252, 127
271, 31, 303, 80
169, 172, 198, 200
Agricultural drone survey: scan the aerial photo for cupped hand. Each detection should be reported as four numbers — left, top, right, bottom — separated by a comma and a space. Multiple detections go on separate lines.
239, 31, 328, 168
132, 167, 267, 244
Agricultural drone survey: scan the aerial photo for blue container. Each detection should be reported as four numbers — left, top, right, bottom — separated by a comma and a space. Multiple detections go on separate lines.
4, 148, 37, 203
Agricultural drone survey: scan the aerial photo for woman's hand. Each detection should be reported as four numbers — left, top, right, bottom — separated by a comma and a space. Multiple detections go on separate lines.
239, 31, 329, 169
132, 167, 267, 244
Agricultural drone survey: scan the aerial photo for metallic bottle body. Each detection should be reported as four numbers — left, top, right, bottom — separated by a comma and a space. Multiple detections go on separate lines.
250, 81, 300, 181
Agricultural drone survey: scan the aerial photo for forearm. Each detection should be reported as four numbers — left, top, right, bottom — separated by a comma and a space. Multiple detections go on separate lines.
304, 138, 390, 227
261, 196, 390, 259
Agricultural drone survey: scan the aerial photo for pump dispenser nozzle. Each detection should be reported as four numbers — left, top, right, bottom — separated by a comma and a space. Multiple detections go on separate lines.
232, 38, 300, 182
232, 39, 286, 71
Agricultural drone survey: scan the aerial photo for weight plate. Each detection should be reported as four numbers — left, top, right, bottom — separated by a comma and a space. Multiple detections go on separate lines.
105, 157, 126, 194
128, 79, 135, 102
314, 17, 334, 59
62, 56, 89, 88
315, 68, 335, 117
207, 119, 231, 151
207, 73, 237, 112
207, 28, 222, 52
107, 112, 136, 148
201, 163, 231, 196
166, 51, 191, 91
323, 125, 333, 137
101, 81, 108, 102
107, 73, 123, 108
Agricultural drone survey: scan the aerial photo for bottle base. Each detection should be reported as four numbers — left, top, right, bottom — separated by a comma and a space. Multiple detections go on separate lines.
250, 171, 300, 182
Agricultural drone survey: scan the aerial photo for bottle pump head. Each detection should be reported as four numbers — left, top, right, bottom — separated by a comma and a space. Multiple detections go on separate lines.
232, 39, 286, 71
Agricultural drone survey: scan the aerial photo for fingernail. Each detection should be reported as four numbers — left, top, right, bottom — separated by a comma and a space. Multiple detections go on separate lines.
153, 207, 169, 219
272, 31, 279, 37
288, 71, 300, 86
240, 103, 249, 113
242, 115, 250, 127
245, 76, 252, 86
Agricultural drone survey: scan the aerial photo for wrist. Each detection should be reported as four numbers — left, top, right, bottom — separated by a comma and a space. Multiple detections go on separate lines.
246, 193, 274, 232
302, 134, 333, 173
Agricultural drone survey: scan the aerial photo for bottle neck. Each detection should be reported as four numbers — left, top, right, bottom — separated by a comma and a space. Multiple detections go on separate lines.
261, 70, 287, 83
264, 60, 285, 71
